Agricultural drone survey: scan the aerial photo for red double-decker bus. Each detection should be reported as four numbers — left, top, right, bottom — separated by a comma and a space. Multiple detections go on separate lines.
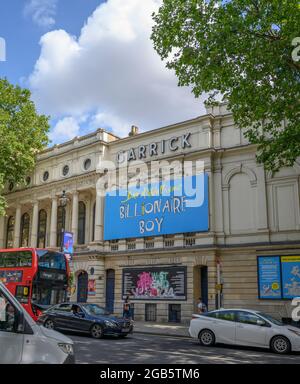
0, 248, 70, 321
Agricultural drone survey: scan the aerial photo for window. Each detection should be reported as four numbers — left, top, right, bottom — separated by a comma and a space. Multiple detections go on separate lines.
84, 158, 91, 171
20, 213, 30, 247
216, 311, 236, 322
145, 304, 157, 322
56, 206, 66, 247
56, 304, 72, 312
0, 292, 17, 333
43, 171, 49, 182
37, 250, 66, 270
6, 216, 14, 248
236, 311, 266, 326
38, 210, 47, 248
0, 251, 32, 268
168, 304, 181, 323
62, 165, 69, 176
78, 201, 86, 245
15, 286, 30, 304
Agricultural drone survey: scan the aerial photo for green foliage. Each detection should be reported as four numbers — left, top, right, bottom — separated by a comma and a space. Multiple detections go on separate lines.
0, 78, 50, 215
152, 0, 300, 171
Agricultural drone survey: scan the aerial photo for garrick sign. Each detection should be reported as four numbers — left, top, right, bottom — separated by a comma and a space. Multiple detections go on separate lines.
116, 132, 192, 163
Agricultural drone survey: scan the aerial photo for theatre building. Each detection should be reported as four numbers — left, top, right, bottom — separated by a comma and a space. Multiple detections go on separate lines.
1, 102, 300, 323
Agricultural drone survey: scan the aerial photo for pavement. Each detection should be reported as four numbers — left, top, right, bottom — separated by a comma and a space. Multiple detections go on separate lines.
133, 320, 190, 338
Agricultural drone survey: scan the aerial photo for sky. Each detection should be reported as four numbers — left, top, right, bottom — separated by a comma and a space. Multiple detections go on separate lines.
0, 0, 205, 144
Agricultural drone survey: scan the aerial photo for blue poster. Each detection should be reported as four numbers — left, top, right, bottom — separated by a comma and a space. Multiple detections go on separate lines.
104, 174, 209, 240
281, 256, 300, 299
258, 256, 282, 299
63, 232, 74, 258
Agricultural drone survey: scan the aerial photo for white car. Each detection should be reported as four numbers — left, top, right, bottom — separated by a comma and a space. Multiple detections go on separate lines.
189, 308, 300, 354
0, 282, 75, 364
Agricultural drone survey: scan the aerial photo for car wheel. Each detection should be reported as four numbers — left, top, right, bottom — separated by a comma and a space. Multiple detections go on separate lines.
270, 336, 291, 354
90, 324, 103, 339
44, 319, 55, 330
199, 329, 215, 347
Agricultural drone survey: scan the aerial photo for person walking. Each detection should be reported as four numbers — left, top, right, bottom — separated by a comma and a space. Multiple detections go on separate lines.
197, 297, 207, 314
123, 295, 131, 319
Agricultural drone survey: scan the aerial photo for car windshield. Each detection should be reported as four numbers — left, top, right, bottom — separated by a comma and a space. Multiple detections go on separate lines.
83, 304, 110, 316
257, 312, 284, 326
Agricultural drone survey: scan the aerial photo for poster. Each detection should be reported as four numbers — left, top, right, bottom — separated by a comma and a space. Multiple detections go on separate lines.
63, 232, 74, 260
0, 270, 23, 284
104, 174, 209, 240
88, 280, 96, 296
281, 256, 300, 299
123, 266, 187, 300
258, 256, 281, 299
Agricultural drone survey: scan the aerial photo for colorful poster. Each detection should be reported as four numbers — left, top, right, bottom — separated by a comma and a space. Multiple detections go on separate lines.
0, 270, 23, 283
281, 256, 300, 299
123, 267, 187, 300
63, 232, 74, 259
104, 174, 209, 240
88, 280, 96, 296
258, 256, 282, 299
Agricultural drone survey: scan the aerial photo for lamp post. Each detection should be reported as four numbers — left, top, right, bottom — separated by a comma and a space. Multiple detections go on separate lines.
59, 190, 69, 252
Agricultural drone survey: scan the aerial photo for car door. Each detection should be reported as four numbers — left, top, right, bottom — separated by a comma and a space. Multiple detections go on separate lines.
235, 311, 269, 348
68, 305, 92, 332
52, 303, 73, 329
212, 310, 237, 345
0, 290, 24, 364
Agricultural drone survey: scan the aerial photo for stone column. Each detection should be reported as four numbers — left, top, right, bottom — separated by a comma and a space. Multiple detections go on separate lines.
13, 205, 22, 248
0, 215, 5, 248
94, 193, 104, 242
30, 201, 39, 248
71, 191, 79, 245
49, 197, 58, 247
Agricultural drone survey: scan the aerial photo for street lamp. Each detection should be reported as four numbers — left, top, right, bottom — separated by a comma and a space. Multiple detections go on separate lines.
59, 190, 69, 252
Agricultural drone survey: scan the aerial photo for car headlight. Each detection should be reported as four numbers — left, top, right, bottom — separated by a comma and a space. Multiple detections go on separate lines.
104, 320, 118, 328
58, 343, 74, 355
288, 328, 300, 337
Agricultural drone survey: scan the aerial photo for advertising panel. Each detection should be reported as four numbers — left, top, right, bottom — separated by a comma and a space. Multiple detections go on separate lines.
258, 256, 281, 299
104, 174, 209, 240
63, 232, 74, 261
281, 256, 300, 299
122, 266, 187, 301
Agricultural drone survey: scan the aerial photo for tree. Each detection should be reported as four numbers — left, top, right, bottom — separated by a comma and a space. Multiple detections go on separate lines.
152, 0, 300, 171
0, 78, 49, 215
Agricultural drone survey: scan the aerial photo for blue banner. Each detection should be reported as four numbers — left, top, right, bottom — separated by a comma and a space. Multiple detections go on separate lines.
104, 174, 209, 240
258, 256, 282, 299
63, 232, 74, 259
281, 256, 300, 299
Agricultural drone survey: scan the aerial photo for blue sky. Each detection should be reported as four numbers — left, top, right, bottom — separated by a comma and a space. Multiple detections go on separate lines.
0, 0, 204, 144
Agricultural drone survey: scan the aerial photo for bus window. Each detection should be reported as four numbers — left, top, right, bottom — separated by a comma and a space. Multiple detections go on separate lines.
37, 251, 66, 270
0, 251, 32, 268
15, 286, 30, 304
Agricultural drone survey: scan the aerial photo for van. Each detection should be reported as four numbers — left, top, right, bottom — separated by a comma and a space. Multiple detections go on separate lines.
0, 282, 75, 364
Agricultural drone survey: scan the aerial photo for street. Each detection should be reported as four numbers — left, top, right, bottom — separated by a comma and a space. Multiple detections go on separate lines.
70, 333, 300, 364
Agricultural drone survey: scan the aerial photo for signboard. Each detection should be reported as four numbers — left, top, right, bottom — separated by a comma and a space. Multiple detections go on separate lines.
258, 256, 281, 299
104, 174, 209, 240
63, 232, 74, 261
122, 266, 187, 301
88, 280, 96, 296
0, 270, 23, 284
281, 256, 300, 299
258, 255, 300, 299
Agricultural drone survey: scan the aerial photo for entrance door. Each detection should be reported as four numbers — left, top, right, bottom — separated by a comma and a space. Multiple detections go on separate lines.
105, 269, 115, 313
77, 271, 88, 303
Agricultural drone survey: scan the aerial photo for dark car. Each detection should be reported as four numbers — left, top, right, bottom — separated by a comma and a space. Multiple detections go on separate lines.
37, 302, 133, 339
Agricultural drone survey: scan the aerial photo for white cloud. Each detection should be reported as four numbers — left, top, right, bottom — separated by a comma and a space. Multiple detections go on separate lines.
24, 0, 58, 28
50, 116, 81, 143
29, 0, 205, 139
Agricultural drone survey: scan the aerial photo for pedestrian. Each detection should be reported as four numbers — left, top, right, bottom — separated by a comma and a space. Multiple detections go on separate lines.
197, 297, 207, 314
123, 295, 131, 319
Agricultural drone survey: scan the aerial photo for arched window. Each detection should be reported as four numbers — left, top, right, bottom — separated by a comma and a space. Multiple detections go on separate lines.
57, 206, 66, 247
92, 202, 96, 242
6, 216, 15, 248
78, 202, 86, 245
38, 210, 47, 248
20, 213, 30, 247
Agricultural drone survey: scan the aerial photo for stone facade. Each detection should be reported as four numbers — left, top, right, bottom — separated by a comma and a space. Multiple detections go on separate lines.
1, 102, 300, 323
